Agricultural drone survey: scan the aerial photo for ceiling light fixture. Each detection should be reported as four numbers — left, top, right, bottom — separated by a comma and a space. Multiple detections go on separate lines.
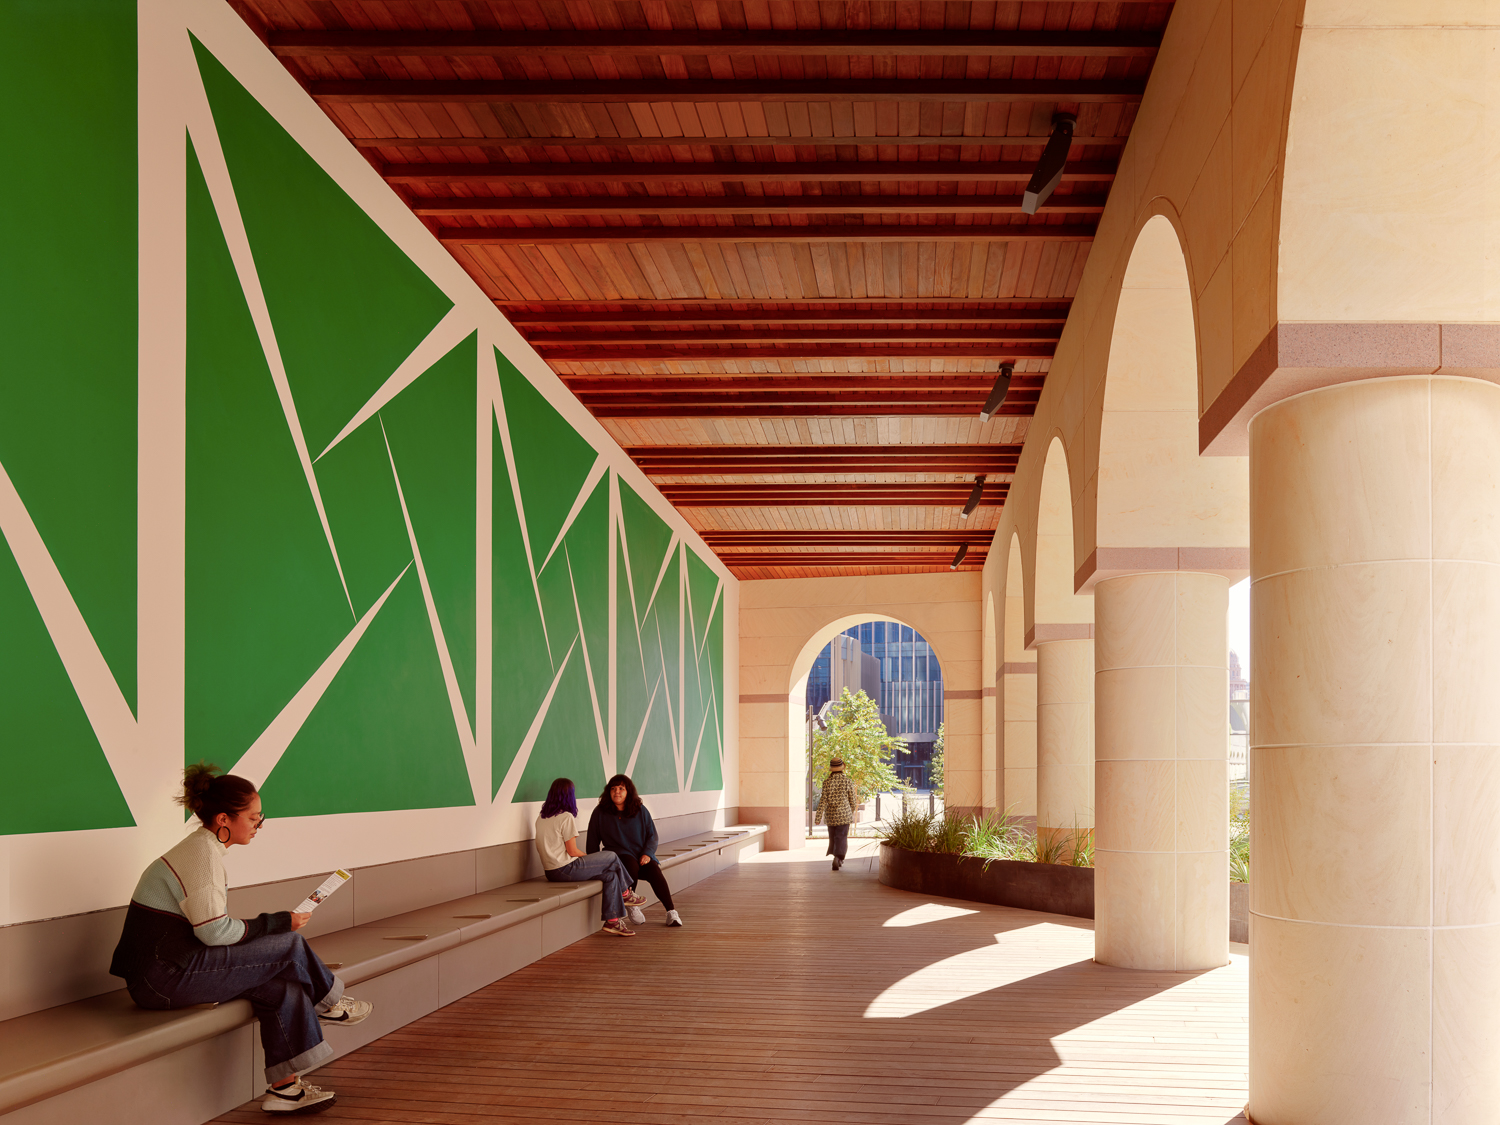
950, 544, 969, 570
1021, 112, 1077, 214
959, 475, 988, 520
980, 363, 1015, 421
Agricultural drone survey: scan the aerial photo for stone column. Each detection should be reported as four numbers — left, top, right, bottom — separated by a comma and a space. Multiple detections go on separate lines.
1249, 376, 1500, 1122
1094, 571, 1228, 970
1001, 662, 1037, 821
1035, 638, 1093, 860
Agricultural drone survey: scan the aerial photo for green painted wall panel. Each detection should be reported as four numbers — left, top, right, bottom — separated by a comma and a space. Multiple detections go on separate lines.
0, 534, 133, 835
192, 40, 453, 459
615, 537, 651, 780
381, 336, 478, 729
313, 421, 410, 619
618, 479, 674, 622
0, 1, 137, 712
259, 570, 473, 815
185, 142, 353, 772
496, 354, 599, 568
685, 550, 719, 653
492, 417, 557, 794
513, 646, 606, 804
692, 600, 725, 792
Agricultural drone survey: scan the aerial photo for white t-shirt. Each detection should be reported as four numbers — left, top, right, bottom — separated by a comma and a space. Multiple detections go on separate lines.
535, 812, 577, 871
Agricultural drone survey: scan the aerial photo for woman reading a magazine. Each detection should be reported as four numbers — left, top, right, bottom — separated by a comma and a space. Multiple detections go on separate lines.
109, 763, 373, 1115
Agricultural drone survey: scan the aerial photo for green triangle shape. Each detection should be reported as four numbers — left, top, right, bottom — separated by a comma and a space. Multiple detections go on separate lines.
0, 5, 138, 712
630, 550, 681, 797
513, 643, 606, 804
495, 350, 598, 566
537, 475, 609, 716
381, 334, 478, 730
619, 478, 675, 623
492, 416, 559, 795
691, 600, 725, 792
184, 139, 352, 772
312, 418, 408, 619
0, 528, 133, 835
192, 38, 454, 457
685, 548, 719, 654
259, 569, 472, 816
615, 536, 650, 781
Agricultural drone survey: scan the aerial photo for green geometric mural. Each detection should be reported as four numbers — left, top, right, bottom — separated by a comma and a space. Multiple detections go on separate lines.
496, 352, 599, 563
192, 39, 454, 458
492, 418, 551, 793
0, 1, 138, 714
693, 599, 726, 792
185, 140, 353, 772
381, 335, 479, 729
631, 549, 681, 797
259, 570, 473, 815
0, 531, 133, 835
0, 13, 731, 845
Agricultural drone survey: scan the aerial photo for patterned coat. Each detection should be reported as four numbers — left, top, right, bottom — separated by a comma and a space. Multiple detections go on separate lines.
815, 771, 859, 827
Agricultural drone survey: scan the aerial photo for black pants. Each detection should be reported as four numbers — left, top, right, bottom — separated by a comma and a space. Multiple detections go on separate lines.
826, 823, 850, 860
620, 853, 675, 911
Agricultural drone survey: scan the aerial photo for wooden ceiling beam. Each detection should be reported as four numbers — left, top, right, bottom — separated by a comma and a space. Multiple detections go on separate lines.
310, 78, 1147, 105
538, 344, 1054, 360
721, 552, 988, 566
702, 530, 997, 545
272, 29, 1161, 59
659, 485, 1009, 507
628, 444, 1020, 470
502, 304, 1071, 325
578, 393, 1031, 412
440, 222, 1095, 244
537, 328, 1059, 344
411, 193, 1108, 217
351, 134, 1131, 151
600, 404, 1016, 417
563, 376, 1036, 393
384, 159, 1118, 185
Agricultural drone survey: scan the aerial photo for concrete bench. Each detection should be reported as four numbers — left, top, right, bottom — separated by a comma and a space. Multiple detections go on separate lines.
0, 825, 765, 1125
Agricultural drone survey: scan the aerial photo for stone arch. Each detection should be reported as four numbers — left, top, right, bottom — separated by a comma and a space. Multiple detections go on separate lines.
1086, 213, 1248, 586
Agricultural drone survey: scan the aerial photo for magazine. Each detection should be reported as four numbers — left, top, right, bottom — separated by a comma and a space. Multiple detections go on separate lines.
293, 869, 352, 914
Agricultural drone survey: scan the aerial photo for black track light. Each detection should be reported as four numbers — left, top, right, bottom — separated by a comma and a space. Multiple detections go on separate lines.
1022, 113, 1077, 215
949, 544, 969, 570
959, 474, 987, 520
980, 363, 1014, 421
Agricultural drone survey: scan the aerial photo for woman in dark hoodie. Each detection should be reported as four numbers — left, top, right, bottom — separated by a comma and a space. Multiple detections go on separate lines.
586, 774, 683, 928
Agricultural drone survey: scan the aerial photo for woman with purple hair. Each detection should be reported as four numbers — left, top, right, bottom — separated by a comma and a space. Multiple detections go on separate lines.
535, 777, 647, 937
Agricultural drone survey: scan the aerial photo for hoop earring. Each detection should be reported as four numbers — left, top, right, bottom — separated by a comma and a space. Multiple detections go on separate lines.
216, 826, 231, 845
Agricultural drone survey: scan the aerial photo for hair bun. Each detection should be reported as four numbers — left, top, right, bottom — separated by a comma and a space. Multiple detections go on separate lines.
179, 762, 223, 812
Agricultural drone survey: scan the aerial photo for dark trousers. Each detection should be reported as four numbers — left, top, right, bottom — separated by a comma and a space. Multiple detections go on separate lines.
620, 853, 675, 911
826, 823, 851, 859
127, 931, 341, 1084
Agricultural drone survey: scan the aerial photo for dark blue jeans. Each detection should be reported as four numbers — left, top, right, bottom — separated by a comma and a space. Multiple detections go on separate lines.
545, 851, 632, 921
127, 931, 343, 1084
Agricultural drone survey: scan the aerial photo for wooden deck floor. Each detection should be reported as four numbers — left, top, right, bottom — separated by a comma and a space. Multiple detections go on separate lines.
214, 841, 1249, 1124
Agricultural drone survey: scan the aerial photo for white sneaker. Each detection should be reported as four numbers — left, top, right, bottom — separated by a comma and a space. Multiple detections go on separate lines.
627, 905, 646, 925
317, 995, 372, 1027
261, 1077, 335, 1113
665, 909, 683, 927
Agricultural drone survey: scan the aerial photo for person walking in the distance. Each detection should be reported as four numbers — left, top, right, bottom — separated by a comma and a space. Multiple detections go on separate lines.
587, 773, 684, 928
815, 757, 859, 871
535, 777, 648, 937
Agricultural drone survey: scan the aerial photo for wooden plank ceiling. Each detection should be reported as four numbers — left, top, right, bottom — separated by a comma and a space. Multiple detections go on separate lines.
236, 0, 1173, 578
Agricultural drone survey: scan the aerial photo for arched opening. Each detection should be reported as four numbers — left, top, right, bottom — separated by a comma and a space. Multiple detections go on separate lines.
1002, 534, 1037, 826
790, 615, 948, 840
1088, 215, 1246, 971
1031, 437, 1094, 859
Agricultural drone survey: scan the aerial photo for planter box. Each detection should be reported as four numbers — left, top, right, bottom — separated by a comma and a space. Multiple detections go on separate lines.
1230, 881, 1249, 944
878, 843, 1094, 920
